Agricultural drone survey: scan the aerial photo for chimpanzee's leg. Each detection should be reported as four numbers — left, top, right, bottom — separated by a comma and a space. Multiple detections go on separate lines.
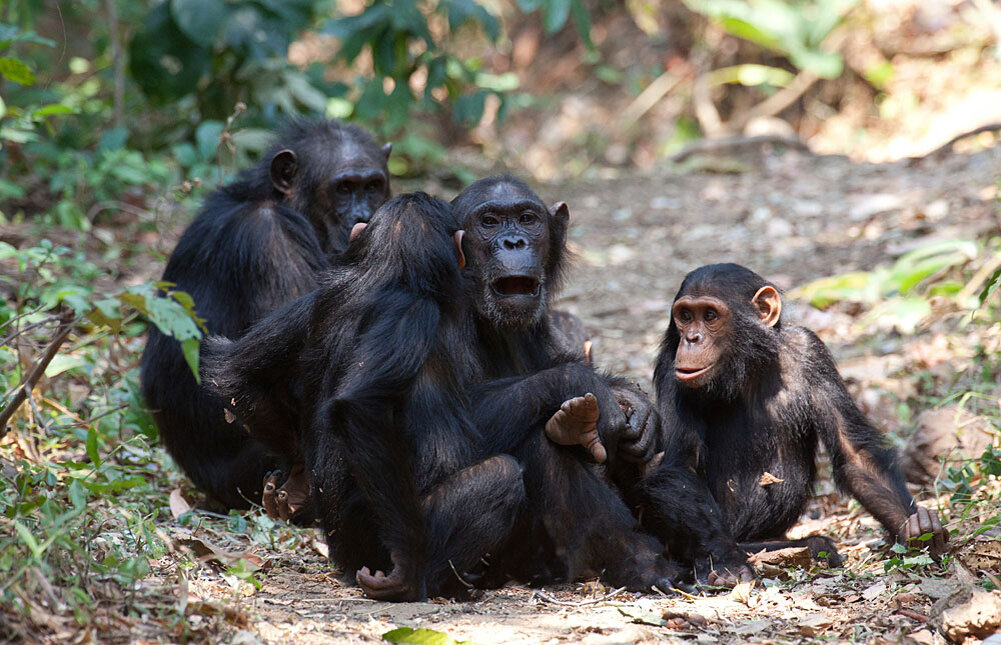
421, 454, 526, 597
515, 432, 687, 592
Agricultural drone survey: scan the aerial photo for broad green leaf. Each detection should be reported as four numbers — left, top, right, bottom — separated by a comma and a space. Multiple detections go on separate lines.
0, 57, 34, 85
195, 120, 225, 162
86, 426, 102, 467
68, 479, 87, 510
170, 0, 227, 46
860, 297, 931, 334
706, 64, 793, 87
543, 0, 572, 33
182, 337, 201, 383
44, 354, 87, 378
382, 627, 467, 645
13, 521, 43, 558
31, 104, 76, 117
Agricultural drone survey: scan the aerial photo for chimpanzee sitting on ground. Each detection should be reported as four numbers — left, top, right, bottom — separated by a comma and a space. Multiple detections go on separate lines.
141, 119, 391, 512
449, 176, 683, 592
208, 193, 524, 600
638, 263, 947, 573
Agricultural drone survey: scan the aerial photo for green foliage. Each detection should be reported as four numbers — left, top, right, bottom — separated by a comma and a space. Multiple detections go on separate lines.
129, 0, 321, 119
323, 0, 512, 135
383, 627, 470, 644
685, 0, 858, 78
791, 239, 981, 333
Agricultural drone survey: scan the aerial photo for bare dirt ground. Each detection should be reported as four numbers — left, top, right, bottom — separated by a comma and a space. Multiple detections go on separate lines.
139, 146, 1001, 645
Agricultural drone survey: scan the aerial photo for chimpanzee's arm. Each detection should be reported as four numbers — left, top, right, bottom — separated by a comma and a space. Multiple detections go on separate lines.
470, 360, 627, 458
800, 330, 918, 537
635, 395, 753, 585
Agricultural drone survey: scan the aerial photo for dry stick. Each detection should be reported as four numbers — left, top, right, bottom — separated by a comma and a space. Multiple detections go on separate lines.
726, 69, 820, 134
0, 314, 75, 432
917, 123, 1001, 160
529, 586, 627, 607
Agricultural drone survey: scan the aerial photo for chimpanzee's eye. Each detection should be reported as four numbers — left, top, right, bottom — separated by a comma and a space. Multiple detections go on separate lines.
519, 211, 537, 225
705, 309, 718, 322
678, 310, 693, 323
482, 215, 499, 228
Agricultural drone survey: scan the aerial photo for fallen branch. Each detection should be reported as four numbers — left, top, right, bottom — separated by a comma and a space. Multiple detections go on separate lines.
671, 134, 811, 163
0, 312, 75, 432
915, 123, 1001, 161
529, 586, 627, 607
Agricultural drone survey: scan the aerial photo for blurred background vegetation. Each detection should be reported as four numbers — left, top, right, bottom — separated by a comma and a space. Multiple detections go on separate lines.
1, 0, 1000, 641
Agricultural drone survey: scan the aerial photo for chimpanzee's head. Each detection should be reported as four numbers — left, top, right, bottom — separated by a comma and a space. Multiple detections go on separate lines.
265, 119, 391, 255
451, 175, 569, 329
662, 263, 783, 401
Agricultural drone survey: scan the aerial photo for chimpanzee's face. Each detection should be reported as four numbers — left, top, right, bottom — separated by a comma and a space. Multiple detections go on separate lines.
455, 180, 567, 329
273, 138, 391, 256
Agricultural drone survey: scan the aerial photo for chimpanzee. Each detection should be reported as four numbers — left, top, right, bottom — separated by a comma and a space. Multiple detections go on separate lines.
207, 193, 525, 600
641, 263, 948, 574
449, 176, 682, 592
141, 119, 391, 511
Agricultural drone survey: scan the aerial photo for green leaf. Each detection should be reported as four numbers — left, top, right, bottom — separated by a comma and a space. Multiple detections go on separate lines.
68, 479, 87, 510
13, 520, 43, 558
543, 0, 572, 33
44, 354, 87, 378
382, 627, 467, 645
195, 120, 225, 161
170, 0, 227, 47
0, 57, 34, 85
182, 337, 201, 384
86, 427, 102, 467
31, 104, 76, 117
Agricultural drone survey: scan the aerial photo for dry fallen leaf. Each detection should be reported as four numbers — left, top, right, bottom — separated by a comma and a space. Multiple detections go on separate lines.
759, 472, 784, 486
731, 580, 755, 607
169, 488, 192, 519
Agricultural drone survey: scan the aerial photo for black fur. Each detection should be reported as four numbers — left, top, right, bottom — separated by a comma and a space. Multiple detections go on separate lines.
642, 263, 917, 569
140, 119, 389, 509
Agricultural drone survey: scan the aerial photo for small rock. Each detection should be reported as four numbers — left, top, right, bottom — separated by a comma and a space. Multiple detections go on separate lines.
649, 196, 681, 209
766, 218, 794, 237
937, 589, 1001, 642
923, 199, 949, 221
850, 193, 904, 221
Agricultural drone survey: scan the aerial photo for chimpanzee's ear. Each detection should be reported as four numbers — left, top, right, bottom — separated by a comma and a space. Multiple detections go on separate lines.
550, 201, 569, 221
381, 142, 392, 159
269, 149, 298, 195
752, 285, 782, 327
453, 230, 466, 269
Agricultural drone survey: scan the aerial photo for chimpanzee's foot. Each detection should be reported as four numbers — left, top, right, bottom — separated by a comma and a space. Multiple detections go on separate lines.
261, 464, 312, 523
355, 552, 424, 601
544, 393, 606, 463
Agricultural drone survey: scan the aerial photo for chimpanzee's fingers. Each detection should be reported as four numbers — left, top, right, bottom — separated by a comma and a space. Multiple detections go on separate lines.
917, 507, 933, 537
262, 474, 280, 519
905, 512, 920, 543
277, 489, 290, 522
584, 431, 607, 463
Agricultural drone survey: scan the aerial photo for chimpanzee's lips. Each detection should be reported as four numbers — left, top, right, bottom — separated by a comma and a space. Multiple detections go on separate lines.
675, 365, 712, 382
491, 276, 541, 297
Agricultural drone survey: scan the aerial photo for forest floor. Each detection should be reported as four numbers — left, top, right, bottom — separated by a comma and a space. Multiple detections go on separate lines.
9, 144, 1001, 644
124, 144, 1001, 645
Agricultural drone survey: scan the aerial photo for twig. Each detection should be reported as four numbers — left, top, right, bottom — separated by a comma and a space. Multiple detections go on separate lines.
0, 312, 75, 431
912, 123, 1001, 162
671, 134, 811, 163
725, 69, 820, 134
529, 586, 627, 607
897, 608, 929, 623
618, 72, 686, 126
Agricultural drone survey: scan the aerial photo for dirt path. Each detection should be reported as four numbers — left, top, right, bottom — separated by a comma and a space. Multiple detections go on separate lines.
156, 147, 1001, 644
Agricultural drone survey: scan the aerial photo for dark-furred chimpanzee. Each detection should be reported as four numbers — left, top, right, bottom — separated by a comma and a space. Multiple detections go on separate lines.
141, 119, 391, 511
641, 263, 947, 573
208, 193, 525, 601
450, 175, 681, 592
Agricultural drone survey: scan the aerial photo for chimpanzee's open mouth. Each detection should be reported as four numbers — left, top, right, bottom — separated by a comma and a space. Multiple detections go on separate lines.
675, 365, 712, 381
491, 276, 541, 297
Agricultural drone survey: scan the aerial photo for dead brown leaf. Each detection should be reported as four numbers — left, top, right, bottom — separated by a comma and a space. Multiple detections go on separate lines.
759, 471, 784, 486
168, 488, 192, 519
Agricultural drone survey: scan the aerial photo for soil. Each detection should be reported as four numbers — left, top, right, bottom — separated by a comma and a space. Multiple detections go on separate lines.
140, 144, 1001, 644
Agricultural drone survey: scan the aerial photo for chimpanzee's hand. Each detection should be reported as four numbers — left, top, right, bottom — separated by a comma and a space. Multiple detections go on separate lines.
902, 506, 948, 558
611, 384, 660, 463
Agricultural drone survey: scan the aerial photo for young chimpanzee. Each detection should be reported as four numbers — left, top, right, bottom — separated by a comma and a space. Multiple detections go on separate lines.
641, 263, 948, 572
450, 176, 681, 592
141, 119, 391, 511
209, 193, 525, 601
